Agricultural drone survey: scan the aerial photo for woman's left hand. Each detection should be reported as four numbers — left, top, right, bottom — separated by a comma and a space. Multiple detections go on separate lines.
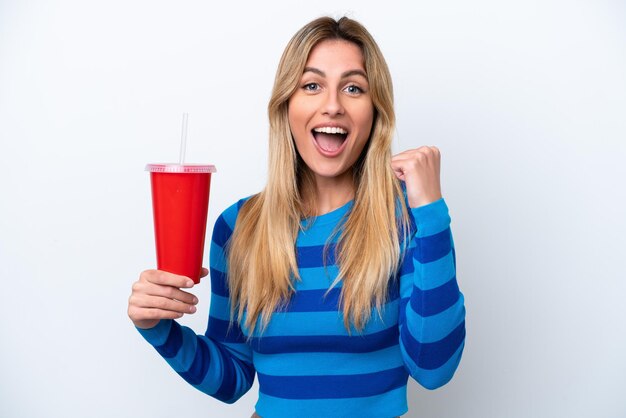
391, 146, 442, 208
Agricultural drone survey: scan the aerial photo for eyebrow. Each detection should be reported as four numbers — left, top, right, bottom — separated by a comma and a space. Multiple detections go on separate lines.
303, 67, 367, 79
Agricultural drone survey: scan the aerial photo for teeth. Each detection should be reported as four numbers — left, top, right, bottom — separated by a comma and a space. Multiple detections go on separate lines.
313, 126, 347, 135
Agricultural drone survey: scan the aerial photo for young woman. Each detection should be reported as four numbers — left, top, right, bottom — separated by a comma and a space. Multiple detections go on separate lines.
128, 16, 466, 418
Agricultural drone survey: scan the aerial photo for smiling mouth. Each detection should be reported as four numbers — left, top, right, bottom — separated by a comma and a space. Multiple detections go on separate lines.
311, 127, 349, 153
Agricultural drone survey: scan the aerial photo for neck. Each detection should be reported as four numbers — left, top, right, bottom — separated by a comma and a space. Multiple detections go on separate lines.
310, 170, 355, 216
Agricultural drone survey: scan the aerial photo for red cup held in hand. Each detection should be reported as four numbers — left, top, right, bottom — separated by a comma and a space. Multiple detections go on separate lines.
146, 163, 216, 283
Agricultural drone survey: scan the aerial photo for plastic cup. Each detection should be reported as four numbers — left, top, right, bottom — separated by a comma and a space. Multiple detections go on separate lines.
146, 163, 217, 283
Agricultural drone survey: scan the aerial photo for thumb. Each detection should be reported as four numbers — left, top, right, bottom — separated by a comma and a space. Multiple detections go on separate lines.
390, 160, 406, 181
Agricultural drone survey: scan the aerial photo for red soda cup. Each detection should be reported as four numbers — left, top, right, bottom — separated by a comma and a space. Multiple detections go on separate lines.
146, 163, 216, 283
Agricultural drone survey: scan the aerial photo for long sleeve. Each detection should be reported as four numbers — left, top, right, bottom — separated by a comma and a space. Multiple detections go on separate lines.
136, 201, 255, 403
398, 198, 466, 390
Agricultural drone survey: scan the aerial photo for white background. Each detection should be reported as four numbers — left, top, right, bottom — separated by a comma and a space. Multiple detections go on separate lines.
1, 1, 625, 417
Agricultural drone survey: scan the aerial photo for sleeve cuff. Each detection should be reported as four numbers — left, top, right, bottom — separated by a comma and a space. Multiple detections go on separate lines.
136, 319, 173, 346
409, 198, 451, 237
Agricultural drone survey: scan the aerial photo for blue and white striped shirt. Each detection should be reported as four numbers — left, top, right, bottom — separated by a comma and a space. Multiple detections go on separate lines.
138, 197, 465, 418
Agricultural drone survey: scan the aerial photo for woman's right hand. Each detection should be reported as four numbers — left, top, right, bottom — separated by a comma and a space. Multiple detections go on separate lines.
127, 269, 202, 330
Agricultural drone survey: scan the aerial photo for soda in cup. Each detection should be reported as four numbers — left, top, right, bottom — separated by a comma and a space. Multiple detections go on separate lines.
146, 163, 216, 283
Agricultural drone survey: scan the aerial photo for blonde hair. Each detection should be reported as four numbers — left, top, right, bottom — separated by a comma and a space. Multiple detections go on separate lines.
228, 16, 410, 335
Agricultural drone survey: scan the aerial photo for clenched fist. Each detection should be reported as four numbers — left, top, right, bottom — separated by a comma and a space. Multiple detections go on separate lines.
391, 146, 442, 208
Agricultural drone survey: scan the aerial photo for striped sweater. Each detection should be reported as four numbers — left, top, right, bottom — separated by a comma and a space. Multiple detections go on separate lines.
137, 197, 466, 418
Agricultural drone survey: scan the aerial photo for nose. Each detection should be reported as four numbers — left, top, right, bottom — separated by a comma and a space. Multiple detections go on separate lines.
321, 90, 344, 117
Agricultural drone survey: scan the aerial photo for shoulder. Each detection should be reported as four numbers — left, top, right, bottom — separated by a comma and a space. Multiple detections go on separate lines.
212, 196, 254, 245
218, 196, 253, 228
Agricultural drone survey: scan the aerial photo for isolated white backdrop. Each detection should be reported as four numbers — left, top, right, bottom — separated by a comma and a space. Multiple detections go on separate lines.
1, 1, 625, 417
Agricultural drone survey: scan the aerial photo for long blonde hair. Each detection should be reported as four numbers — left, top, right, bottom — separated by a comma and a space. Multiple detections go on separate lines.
228, 16, 410, 335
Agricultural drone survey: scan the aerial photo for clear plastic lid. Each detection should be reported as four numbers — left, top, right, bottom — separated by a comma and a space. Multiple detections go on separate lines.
145, 163, 217, 173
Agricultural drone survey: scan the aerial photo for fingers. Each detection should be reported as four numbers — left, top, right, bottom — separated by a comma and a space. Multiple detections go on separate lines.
128, 269, 200, 328
200, 267, 209, 278
391, 146, 440, 165
140, 269, 195, 288
132, 280, 198, 305
131, 293, 197, 314
391, 146, 440, 173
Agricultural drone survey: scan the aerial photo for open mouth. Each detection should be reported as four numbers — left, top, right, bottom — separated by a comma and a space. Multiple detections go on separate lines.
311, 126, 349, 154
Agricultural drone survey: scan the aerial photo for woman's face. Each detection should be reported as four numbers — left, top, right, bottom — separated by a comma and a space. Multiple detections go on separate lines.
288, 39, 374, 183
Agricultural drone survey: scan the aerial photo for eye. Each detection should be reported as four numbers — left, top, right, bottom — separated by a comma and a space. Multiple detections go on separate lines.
344, 84, 364, 95
303, 82, 320, 92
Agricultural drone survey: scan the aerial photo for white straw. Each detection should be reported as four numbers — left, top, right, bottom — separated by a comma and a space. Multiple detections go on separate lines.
179, 112, 189, 165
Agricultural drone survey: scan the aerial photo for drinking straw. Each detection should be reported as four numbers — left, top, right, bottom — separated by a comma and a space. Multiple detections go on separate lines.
179, 112, 189, 165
